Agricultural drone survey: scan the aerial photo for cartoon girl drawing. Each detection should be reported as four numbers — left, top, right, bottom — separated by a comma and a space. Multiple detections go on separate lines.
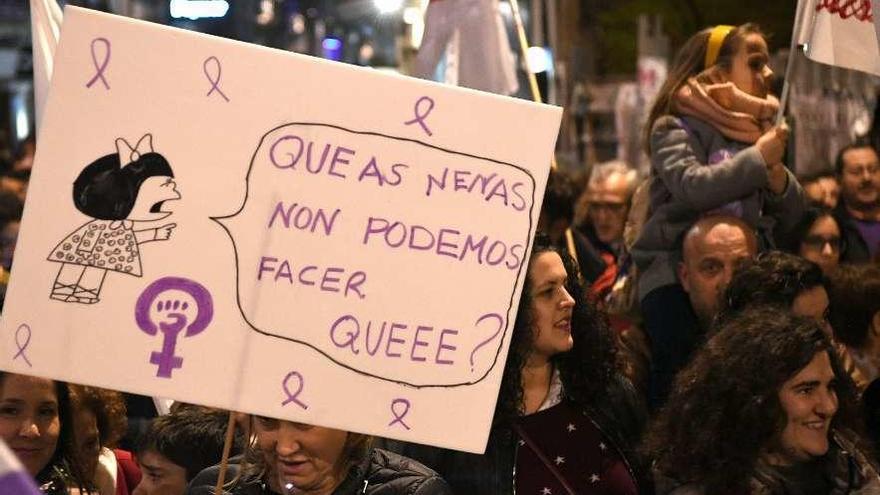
48, 134, 180, 304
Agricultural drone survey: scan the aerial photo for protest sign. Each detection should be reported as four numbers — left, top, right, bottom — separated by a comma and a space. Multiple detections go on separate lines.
1, 6, 561, 453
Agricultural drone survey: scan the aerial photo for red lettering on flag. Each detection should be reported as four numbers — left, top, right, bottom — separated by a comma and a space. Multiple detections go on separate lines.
815, 0, 873, 22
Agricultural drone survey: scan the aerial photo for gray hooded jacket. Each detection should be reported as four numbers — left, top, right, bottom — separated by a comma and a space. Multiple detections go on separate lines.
632, 114, 805, 300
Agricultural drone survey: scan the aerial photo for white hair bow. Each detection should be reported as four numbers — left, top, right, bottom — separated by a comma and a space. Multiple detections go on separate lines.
115, 134, 153, 166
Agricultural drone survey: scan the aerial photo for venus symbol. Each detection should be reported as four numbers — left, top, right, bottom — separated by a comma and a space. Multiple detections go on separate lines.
134, 277, 214, 378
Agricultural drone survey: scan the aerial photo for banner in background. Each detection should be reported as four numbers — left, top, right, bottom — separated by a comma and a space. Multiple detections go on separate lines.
415, 0, 519, 96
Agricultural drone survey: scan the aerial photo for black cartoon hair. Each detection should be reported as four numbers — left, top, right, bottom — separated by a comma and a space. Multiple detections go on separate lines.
72, 152, 173, 220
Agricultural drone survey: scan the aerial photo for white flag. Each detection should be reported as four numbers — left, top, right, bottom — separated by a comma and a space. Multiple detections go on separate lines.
29, 0, 64, 132
415, 0, 519, 96
798, 0, 880, 76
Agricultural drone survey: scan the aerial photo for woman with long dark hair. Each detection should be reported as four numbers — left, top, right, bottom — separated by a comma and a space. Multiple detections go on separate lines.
645, 307, 877, 494
391, 233, 650, 494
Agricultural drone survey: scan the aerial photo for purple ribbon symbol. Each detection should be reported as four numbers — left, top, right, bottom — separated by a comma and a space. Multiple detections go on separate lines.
281, 371, 308, 410
388, 398, 411, 430
203, 56, 230, 102
13, 324, 32, 367
85, 37, 111, 90
404, 96, 435, 136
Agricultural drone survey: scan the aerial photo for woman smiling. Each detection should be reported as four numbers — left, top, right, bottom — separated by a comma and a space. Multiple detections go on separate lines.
0, 372, 89, 494
645, 307, 879, 494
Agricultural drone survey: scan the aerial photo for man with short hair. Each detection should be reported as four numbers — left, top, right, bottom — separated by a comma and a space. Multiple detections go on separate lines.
578, 161, 639, 297
834, 140, 880, 263
133, 407, 242, 495
537, 169, 607, 283
645, 215, 757, 408
584, 161, 638, 248
678, 216, 757, 329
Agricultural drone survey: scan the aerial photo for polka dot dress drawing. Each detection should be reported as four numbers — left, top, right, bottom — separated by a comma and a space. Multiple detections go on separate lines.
48, 134, 180, 304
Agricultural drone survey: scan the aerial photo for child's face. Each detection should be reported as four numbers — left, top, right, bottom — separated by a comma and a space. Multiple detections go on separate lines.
128, 176, 181, 222
132, 449, 188, 495
724, 33, 772, 98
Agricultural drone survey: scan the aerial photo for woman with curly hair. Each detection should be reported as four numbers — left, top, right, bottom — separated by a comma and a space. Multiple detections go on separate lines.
719, 251, 830, 328
645, 307, 878, 494
390, 233, 650, 493
719, 251, 870, 391
69, 385, 140, 495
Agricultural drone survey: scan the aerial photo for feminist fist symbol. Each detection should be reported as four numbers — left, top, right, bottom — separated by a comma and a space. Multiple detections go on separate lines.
134, 277, 213, 378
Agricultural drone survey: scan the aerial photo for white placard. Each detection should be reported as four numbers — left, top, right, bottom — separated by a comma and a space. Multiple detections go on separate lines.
1, 6, 561, 453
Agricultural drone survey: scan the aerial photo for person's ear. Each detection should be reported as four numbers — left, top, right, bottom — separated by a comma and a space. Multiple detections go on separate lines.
872, 311, 880, 339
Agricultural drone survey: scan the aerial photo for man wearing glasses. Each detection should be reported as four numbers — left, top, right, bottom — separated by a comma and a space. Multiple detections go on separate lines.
579, 161, 638, 298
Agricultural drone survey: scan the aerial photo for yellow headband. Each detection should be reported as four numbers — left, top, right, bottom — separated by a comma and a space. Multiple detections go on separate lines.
705, 25, 735, 69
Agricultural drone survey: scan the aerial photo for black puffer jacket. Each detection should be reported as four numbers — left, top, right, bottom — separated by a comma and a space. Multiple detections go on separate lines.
185, 449, 452, 495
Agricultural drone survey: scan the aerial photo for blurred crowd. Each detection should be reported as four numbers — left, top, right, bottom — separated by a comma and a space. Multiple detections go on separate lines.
0, 134, 33, 308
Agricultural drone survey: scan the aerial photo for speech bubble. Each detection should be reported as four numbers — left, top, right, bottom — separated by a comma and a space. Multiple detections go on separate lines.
215, 123, 536, 387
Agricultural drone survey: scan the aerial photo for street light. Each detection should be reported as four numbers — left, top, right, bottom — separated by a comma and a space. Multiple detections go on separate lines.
374, 0, 404, 14
169, 0, 230, 20
527, 46, 552, 74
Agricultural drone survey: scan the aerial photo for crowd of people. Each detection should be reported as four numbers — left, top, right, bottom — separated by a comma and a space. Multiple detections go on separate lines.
4, 21, 880, 495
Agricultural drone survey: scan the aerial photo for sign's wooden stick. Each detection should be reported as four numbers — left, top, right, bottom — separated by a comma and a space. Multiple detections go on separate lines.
213, 412, 238, 495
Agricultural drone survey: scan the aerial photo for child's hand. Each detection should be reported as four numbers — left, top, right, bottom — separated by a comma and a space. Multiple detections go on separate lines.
756, 123, 789, 167
155, 223, 177, 241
